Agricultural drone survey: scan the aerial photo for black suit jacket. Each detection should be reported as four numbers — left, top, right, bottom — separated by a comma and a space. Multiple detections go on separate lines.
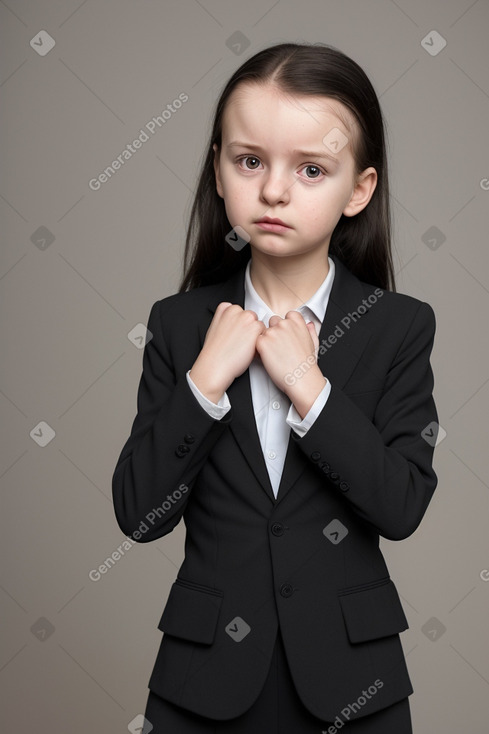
112, 253, 439, 722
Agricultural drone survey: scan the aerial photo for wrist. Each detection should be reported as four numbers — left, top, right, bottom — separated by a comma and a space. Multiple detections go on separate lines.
285, 369, 327, 420
189, 359, 228, 403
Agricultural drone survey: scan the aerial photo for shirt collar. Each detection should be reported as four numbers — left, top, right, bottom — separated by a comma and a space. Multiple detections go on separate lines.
244, 256, 335, 326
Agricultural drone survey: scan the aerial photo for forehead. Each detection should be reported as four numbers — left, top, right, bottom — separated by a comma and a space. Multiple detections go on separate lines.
221, 82, 358, 154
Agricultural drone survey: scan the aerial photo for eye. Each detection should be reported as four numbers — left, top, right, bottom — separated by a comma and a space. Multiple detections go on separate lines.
237, 155, 261, 170
302, 164, 324, 179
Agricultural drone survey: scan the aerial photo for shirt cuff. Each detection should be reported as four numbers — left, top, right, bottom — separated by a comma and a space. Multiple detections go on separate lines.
186, 370, 231, 420
286, 378, 331, 437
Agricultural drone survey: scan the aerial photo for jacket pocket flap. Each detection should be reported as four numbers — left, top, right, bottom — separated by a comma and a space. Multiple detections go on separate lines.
338, 579, 408, 643
157, 579, 223, 645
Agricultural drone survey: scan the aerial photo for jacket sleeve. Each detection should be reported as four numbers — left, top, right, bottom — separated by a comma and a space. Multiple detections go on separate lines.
111, 299, 233, 542
290, 301, 439, 540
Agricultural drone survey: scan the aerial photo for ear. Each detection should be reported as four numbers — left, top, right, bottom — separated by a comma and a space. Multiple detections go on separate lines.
342, 167, 378, 217
213, 143, 224, 199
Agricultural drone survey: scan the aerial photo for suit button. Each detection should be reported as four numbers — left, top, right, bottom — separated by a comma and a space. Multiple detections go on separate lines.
184, 434, 195, 444
175, 444, 190, 457
339, 481, 350, 492
271, 522, 284, 536
311, 451, 321, 461
329, 472, 340, 481
320, 461, 331, 473
280, 583, 294, 597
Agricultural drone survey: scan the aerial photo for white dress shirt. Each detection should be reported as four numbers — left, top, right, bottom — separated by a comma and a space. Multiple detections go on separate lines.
186, 256, 335, 498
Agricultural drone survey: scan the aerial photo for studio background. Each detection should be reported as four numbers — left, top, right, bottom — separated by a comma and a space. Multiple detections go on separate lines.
1, 1, 488, 731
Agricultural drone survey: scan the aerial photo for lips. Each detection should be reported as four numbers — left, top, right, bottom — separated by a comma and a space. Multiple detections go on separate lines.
255, 216, 290, 227
254, 216, 292, 234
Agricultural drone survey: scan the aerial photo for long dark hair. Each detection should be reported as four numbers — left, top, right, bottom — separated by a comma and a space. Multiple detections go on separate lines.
178, 42, 396, 293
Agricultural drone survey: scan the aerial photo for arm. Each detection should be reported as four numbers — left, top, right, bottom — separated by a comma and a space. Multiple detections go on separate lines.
286, 378, 331, 435
186, 370, 231, 419
290, 302, 439, 540
111, 300, 233, 542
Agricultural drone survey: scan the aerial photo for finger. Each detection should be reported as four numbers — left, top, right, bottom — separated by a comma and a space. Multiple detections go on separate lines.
214, 301, 233, 319
307, 321, 319, 346
268, 315, 283, 327
307, 320, 318, 338
284, 310, 307, 323
307, 321, 319, 353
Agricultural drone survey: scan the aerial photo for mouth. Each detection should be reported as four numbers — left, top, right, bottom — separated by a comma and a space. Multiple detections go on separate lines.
254, 216, 292, 232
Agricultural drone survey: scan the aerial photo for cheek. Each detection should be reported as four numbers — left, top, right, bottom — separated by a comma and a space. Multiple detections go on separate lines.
223, 192, 245, 212
302, 196, 328, 219
305, 205, 337, 231
223, 180, 252, 207
220, 171, 242, 197
308, 187, 344, 214
221, 194, 244, 226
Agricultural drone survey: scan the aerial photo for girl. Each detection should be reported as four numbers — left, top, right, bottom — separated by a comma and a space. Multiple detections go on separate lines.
112, 42, 438, 733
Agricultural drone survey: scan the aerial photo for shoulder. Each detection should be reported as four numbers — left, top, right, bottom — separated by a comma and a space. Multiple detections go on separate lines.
156, 282, 218, 313
332, 255, 436, 336
374, 287, 435, 325
144, 281, 222, 334
352, 277, 437, 359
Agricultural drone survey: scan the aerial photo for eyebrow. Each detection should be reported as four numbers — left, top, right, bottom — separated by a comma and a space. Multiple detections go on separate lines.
226, 141, 341, 165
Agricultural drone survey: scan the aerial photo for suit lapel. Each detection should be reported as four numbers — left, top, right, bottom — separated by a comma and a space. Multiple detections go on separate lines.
197, 254, 373, 506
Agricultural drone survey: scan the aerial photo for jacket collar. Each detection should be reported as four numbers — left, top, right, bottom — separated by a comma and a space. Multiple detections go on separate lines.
198, 253, 373, 505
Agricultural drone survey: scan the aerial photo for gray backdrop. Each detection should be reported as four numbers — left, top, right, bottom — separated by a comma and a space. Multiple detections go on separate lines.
1, 1, 488, 731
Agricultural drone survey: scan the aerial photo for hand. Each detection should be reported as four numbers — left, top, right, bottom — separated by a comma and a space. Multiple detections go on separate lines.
255, 312, 326, 416
190, 302, 266, 399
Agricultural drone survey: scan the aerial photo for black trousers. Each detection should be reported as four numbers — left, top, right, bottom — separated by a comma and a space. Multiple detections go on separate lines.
143, 627, 412, 733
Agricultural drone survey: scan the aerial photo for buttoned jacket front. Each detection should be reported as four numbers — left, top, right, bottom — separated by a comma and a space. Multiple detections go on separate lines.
111, 253, 439, 723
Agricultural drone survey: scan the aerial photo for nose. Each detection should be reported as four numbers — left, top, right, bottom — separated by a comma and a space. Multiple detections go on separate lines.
259, 165, 291, 206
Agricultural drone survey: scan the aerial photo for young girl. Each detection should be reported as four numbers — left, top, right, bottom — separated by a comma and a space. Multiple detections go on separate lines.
112, 42, 438, 733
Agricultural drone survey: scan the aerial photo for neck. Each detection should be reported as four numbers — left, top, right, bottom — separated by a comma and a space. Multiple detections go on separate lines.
249, 249, 330, 316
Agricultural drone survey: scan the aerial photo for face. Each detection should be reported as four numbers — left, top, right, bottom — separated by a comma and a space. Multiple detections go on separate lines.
213, 83, 377, 260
